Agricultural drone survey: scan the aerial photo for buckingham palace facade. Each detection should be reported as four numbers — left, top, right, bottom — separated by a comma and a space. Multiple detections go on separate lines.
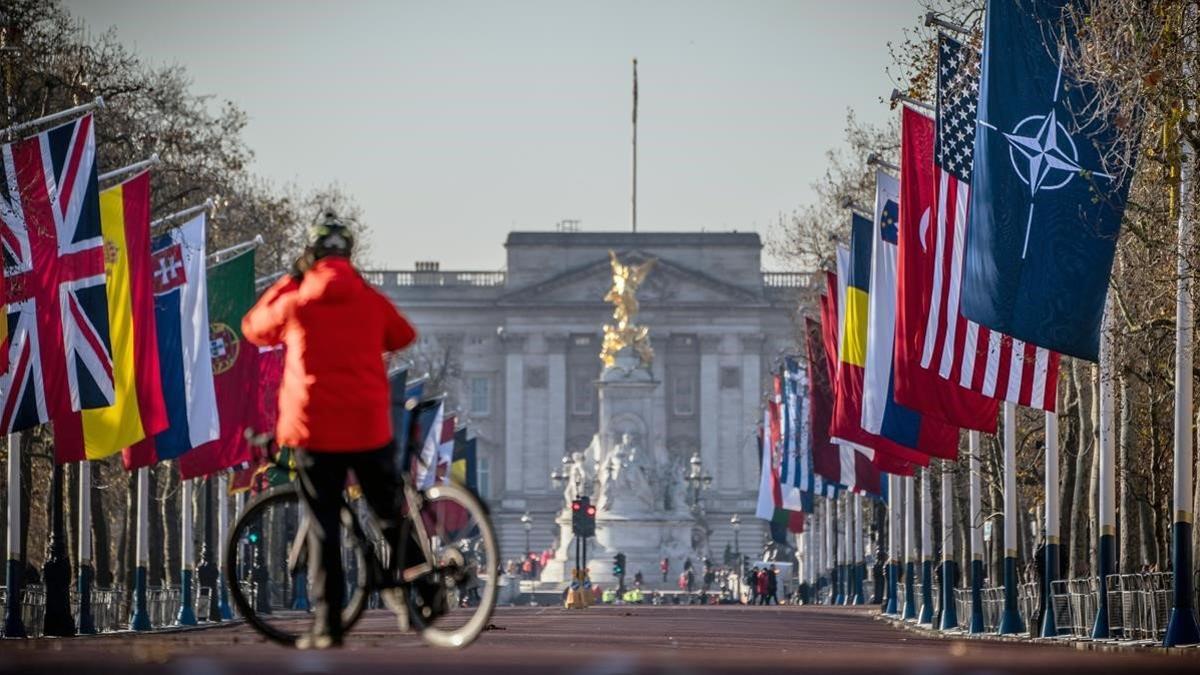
369, 231, 815, 564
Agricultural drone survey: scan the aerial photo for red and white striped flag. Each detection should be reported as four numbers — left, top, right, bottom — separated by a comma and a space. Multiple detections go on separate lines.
920, 34, 1060, 412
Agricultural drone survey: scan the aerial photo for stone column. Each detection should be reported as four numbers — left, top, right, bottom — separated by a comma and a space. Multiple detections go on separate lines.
502, 333, 527, 498
699, 335, 724, 489
546, 334, 569, 494
739, 334, 765, 492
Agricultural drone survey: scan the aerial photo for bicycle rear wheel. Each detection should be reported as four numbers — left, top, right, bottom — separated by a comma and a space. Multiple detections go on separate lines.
404, 482, 500, 648
224, 484, 369, 646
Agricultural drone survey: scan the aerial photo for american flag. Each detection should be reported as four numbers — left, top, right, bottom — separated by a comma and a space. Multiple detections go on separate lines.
919, 35, 1060, 411
0, 113, 114, 432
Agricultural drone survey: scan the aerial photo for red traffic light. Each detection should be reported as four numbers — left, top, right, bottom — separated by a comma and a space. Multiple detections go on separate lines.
586, 506, 596, 516
572, 501, 581, 511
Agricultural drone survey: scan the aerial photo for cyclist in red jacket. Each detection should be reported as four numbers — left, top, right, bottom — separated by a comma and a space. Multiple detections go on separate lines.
243, 211, 417, 649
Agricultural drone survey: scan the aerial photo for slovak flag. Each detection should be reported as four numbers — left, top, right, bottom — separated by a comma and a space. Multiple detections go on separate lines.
123, 214, 219, 469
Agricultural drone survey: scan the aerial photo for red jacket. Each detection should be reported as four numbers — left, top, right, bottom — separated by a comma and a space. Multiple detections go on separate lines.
242, 257, 416, 451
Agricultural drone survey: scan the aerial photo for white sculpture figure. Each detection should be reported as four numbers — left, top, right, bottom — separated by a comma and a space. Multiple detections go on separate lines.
563, 451, 591, 506
599, 433, 657, 513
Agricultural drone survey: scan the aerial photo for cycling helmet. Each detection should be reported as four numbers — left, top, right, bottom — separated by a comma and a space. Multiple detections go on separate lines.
309, 209, 354, 259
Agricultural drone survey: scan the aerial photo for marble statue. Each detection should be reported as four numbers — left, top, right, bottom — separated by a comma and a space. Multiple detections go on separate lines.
598, 433, 657, 513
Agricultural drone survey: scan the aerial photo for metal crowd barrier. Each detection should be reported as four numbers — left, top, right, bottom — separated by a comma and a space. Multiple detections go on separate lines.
928, 573, 1177, 644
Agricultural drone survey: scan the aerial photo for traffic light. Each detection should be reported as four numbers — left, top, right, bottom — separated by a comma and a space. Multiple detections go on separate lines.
571, 496, 597, 537
571, 498, 584, 536
613, 552, 626, 577
581, 497, 596, 537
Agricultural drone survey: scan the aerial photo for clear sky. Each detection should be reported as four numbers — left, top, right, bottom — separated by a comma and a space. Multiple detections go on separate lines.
65, 0, 922, 270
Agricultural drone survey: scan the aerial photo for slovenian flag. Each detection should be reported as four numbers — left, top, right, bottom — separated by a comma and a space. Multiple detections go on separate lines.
123, 214, 219, 470
860, 171, 959, 460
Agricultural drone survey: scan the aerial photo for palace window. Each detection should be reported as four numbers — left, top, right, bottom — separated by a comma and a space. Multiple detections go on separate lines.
476, 456, 491, 501
571, 373, 595, 416
467, 376, 491, 416
672, 372, 696, 417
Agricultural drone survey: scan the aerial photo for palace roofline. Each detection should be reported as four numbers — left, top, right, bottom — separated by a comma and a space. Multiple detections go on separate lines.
504, 231, 762, 247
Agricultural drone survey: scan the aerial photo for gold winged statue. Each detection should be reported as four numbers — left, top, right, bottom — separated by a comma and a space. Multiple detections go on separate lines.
600, 250, 656, 369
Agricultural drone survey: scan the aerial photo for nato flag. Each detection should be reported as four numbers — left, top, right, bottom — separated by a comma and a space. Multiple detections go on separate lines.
960, 0, 1135, 362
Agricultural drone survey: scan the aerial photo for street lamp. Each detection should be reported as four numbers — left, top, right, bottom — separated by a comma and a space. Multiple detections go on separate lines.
550, 456, 569, 491
684, 452, 713, 512
731, 514, 742, 602
520, 512, 533, 558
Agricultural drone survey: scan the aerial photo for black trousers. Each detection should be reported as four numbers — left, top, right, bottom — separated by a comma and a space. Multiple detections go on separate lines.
295, 443, 397, 639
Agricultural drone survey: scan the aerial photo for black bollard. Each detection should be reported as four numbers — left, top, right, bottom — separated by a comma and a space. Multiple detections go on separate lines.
196, 476, 221, 622
42, 463, 76, 637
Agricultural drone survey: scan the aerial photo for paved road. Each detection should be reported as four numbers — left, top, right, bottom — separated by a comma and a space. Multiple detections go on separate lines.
2, 605, 1196, 674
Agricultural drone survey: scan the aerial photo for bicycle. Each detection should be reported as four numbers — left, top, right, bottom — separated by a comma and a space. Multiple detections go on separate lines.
223, 427, 499, 648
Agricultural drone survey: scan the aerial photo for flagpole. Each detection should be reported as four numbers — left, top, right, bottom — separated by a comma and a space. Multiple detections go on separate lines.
940, 460, 958, 630
207, 234, 265, 267
1, 95, 103, 139
840, 495, 850, 604
885, 474, 900, 614
631, 58, 638, 234
129, 467, 151, 630
98, 153, 159, 184
3, 433, 26, 638
968, 430, 985, 633
919, 469, 934, 625
903, 475, 917, 620
923, 12, 972, 37
77, 461, 96, 634
825, 497, 835, 604
1166, 44, 1200, 642
998, 401, 1025, 634
1092, 305, 1117, 639
151, 199, 213, 229
217, 473, 233, 620
1042, 412, 1061, 637
177, 478, 198, 625
889, 89, 934, 114
853, 493, 864, 604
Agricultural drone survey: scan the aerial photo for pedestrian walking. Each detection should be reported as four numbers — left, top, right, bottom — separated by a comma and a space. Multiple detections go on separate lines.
661, 557, 670, 583
747, 566, 760, 605
766, 564, 779, 605
756, 568, 769, 605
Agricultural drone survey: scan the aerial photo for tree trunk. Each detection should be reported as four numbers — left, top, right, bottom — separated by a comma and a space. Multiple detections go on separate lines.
68, 461, 80, 575
147, 467, 164, 586
90, 461, 113, 587
161, 467, 180, 586
1069, 360, 1093, 578
1118, 375, 1137, 574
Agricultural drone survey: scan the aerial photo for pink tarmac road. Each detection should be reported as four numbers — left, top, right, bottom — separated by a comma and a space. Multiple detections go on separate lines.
1, 605, 1196, 674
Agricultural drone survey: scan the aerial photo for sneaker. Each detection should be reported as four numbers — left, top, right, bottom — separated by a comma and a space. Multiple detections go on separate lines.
295, 633, 343, 650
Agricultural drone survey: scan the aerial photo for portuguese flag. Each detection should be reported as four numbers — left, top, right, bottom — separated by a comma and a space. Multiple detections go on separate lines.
178, 247, 258, 479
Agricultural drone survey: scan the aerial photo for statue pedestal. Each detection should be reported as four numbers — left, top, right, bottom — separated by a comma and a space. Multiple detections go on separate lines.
539, 510, 697, 589
540, 355, 709, 589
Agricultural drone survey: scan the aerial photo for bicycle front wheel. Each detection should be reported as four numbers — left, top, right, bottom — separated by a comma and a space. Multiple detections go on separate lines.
406, 482, 500, 648
224, 484, 369, 646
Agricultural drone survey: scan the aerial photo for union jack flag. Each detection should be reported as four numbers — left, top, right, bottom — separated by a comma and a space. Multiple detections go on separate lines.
0, 113, 113, 433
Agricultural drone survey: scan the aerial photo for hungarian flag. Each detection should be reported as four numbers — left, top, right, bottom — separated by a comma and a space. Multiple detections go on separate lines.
829, 226, 927, 470
54, 171, 168, 462
892, 107, 999, 432
177, 246, 259, 480
123, 215, 219, 470
918, 34, 1059, 411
